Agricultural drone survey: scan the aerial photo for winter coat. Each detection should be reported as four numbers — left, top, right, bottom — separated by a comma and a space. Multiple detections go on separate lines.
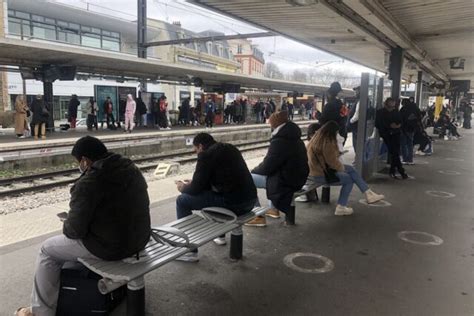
104, 100, 113, 114
31, 99, 49, 124
86, 101, 98, 116
182, 142, 257, 215
68, 97, 80, 118
15, 101, 29, 135
181, 99, 190, 119
159, 100, 168, 113
205, 101, 216, 114
63, 153, 151, 260
400, 102, 421, 133
252, 122, 309, 213
375, 107, 402, 138
125, 100, 136, 116
320, 98, 348, 138
307, 138, 344, 177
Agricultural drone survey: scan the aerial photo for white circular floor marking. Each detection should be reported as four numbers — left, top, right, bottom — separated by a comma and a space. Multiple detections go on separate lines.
358, 199, 392, 207
438, 170, 461, 175
445, 158, 464, 162
425, 190, 456, 198
283, 252, 334, 274
397, 231, 443, 246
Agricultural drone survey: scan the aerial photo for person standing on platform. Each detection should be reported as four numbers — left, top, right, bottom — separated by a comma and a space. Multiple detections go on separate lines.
14, 95, 29, 138
85, 97, 98, 131
14, 136, 151, 316
233, 100, 242, 124
241, 98, 247, 124
375, 97, 408, 179
205, 97, 216, 129
174, 133, 257, 262
136, 97, 147, 127
320, 82, 348, 141
400, 98, 421, 164
287, 102, 294, 121
124, 94, 136, 133
151, 97, 159, 128
246, 111, 309, 226
68, 94, 80, 129
159, 95, 170, 130
31, 94, 49, 140
347, 86, 361, 154
254, 99, 263, 124
462, 101, 472, 129
103, 96, 116, 130
181, 97, 191, 126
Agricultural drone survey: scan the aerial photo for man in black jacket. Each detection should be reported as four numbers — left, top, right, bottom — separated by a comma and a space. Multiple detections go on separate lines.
320, 81, 348, 139
400, 98, 421, 164
246, 111, 309, 226
17, 136, 150, 316
175, 133, 257, 262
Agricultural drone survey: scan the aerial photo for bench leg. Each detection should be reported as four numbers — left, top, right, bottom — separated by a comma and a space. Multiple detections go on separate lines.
322, 186, 331, 204
230, 227, 243, 260
286, 203, 296, 225
127, 277, 145, 316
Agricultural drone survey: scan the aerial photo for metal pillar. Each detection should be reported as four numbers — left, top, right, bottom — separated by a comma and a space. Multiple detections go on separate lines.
389, 46, 404, 99
127, 277, 145, 316
137, 0, 147, 93
321, 186, 330, 203
415, 71, 423, 107
355, 73, 370, 175
43, 81, 54, 131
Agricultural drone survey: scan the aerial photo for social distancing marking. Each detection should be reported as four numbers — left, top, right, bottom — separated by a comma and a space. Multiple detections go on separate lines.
397, 231, 443, 246
358, 199, 392, 207
438, 170, 461, 175
425, 190, 456, 198
283, 252, 334, 274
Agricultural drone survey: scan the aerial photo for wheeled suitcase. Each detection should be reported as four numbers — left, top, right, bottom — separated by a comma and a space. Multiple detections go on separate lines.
56, 264, 126, 316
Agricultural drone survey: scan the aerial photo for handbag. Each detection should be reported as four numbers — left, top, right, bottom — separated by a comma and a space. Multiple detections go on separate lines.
314, 151, 340, 184
41, 106, 49, 117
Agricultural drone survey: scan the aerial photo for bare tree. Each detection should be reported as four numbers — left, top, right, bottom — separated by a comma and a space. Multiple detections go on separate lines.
292, 69, 308, 82
264, 62, 284, 79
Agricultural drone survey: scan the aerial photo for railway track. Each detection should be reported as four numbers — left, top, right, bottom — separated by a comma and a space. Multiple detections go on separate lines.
0, 139, 272, 197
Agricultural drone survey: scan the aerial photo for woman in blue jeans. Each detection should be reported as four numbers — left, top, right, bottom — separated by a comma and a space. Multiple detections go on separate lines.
307, 121, 385, 215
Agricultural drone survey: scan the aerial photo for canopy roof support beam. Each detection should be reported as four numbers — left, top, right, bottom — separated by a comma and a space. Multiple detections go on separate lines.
144, 32, 274, 47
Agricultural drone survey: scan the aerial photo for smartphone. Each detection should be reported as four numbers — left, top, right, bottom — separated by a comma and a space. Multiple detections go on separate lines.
57, 212, 68, 221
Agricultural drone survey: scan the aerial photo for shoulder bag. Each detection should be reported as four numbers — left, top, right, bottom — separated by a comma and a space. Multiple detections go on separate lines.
314, 150, 340, 184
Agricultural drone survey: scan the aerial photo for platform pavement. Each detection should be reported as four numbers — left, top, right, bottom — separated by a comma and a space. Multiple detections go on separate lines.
1, 129, 473, 315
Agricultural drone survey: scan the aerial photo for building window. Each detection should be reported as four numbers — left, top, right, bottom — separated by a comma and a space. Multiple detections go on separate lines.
207, 42, 212, 54
237, 44, 242, 54
32, 22, 56, 40
102, 36, 120, 51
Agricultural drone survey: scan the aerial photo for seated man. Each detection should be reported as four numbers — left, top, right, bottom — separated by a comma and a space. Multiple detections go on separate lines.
246, 111, 309, 226
16, 136, 151, 316
175, 133, 257, 262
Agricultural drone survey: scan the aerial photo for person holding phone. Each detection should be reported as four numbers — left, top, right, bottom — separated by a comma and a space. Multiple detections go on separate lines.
16, 136, 150, 316
174, 133, 257, 262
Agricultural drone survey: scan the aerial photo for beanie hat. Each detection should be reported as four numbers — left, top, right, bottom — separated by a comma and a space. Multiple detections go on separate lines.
71, 136, 108, 161
268, 111, 289, 129
328, 82, 342, 96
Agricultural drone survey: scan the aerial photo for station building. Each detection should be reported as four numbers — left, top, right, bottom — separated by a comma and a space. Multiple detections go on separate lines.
0, 0, 261, 120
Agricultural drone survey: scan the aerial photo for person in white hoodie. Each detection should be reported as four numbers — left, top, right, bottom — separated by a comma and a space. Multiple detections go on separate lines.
124, 94, 136, 133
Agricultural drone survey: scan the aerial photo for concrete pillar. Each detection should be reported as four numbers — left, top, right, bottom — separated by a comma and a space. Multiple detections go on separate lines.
43, 81, 54, 131
389, 46, 404, 99
0, 0, 9, 112
415, 71, 423, 107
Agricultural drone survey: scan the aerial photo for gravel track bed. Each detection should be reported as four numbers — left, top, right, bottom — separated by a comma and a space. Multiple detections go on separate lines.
0, 149, 268, 215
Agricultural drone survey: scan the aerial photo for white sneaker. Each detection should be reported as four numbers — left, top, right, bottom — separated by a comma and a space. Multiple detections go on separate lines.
444, 136, 449, 140
415, 150, 426, 156
175, 252, 199, 262
335, 205, 354, 216
213, 237, 226, 246
166, 127, 171, 130
365, 189, 385, 204
295, 195, 308, 202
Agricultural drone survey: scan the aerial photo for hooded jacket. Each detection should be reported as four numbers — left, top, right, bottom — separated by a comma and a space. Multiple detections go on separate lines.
63, 153, 151, 260
252, 122, 309, 213
182, 142, 257, 215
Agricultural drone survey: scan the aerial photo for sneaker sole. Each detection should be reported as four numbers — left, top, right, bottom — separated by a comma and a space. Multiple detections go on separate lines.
265, 214, 281, 219
367, 196, 385, 204
244, 223, 267, 227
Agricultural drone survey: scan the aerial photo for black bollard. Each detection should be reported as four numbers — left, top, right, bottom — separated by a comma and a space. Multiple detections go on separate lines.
230, 227, 243, 260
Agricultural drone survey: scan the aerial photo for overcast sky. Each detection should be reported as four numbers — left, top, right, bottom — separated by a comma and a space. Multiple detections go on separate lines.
55, 0, 373, 76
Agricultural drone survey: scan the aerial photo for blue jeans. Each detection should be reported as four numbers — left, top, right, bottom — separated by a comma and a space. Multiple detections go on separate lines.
400, 131, 414, 162
308, 165, 369, 206
251, 173, 273, 208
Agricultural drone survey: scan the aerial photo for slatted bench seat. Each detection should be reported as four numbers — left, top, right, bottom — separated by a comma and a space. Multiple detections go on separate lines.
78, 206, 269, 316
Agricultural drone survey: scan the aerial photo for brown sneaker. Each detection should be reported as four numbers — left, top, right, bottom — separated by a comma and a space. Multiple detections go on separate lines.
265, 208, 280, 219
244, 216, 266, 227
15, 307, 33, 316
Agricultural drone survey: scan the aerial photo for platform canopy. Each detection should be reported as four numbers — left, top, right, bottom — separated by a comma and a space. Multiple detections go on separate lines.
189, 0, 474, 89
0, 37, 353, 96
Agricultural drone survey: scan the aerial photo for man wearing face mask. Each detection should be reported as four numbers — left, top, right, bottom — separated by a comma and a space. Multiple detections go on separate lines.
15, 136, 150, 316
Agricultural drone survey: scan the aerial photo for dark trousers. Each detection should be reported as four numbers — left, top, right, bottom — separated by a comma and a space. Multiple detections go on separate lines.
205, 113, 214, 128
463, 117, 471, 129
106, 113, 115, 129
86, 114, 98, 130
159, 111, 168, 128
382, 134, 405, 175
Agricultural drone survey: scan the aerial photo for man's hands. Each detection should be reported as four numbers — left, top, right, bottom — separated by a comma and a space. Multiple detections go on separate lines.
175, 180, 191, 192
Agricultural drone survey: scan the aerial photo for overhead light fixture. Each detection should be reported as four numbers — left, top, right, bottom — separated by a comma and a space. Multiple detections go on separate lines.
286, 0, 318, 7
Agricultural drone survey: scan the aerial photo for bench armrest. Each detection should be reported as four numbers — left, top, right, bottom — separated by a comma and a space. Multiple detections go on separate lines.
151, 227, 195, 248
200, 207, 237, 224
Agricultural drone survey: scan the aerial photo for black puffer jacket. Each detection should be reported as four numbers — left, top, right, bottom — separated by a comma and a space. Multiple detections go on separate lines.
182, 142, 257, 215
63, 153, 151, 260
320, 98, 347, 138
252, 122, 309, 213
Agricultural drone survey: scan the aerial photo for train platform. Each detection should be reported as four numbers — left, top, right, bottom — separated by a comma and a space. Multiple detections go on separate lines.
1, 129, 473, 315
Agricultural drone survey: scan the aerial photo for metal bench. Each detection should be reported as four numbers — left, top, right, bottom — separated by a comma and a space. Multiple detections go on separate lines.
78, 206, 269, 316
